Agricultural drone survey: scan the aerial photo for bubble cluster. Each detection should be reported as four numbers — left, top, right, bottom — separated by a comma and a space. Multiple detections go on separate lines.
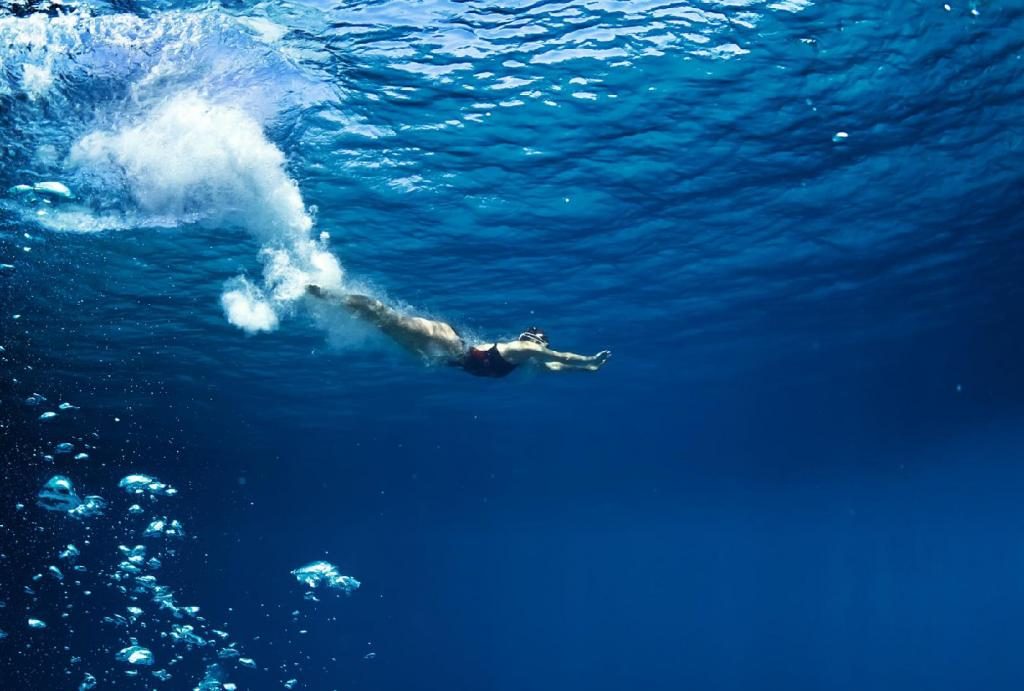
291, 561, 361, 595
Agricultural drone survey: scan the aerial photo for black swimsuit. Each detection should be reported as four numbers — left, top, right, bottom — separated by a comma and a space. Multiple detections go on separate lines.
458, 344, 517, 378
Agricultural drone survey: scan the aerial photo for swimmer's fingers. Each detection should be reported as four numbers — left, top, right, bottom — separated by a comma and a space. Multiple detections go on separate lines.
306, 284, 325, 298
586, 350, 612, 371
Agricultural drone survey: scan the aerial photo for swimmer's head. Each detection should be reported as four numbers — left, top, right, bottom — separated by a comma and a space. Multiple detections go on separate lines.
519, 327, 549, 347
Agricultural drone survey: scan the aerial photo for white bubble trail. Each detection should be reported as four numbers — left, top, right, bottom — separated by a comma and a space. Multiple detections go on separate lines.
68, 92, 345, 333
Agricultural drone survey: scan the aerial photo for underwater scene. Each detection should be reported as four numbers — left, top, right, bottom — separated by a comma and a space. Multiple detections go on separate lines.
1, 0, 1022, 689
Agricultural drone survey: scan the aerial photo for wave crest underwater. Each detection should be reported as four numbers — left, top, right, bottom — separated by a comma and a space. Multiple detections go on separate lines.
70, 92, 344, 333
1, 8, 345, 333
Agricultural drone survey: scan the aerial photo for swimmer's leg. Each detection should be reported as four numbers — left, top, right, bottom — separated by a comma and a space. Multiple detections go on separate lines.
307, 286, 463, 358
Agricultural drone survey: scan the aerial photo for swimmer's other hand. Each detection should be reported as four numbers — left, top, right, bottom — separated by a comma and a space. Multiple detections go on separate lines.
306, 284, 325, 298
587, 350, 612, 371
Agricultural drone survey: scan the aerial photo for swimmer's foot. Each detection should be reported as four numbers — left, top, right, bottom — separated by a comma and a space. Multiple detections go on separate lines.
306, 284, 326, 298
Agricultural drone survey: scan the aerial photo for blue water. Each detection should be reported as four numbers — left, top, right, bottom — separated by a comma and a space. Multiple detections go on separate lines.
1, 0, 1023, 689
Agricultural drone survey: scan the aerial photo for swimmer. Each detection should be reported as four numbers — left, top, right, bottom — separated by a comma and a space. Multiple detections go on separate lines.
306, 285, 611, 377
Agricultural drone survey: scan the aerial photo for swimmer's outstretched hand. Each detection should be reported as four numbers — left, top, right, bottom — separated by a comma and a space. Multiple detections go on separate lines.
587, 350, 612, 371
543, 350, 612, 372
306, 284, 326, 298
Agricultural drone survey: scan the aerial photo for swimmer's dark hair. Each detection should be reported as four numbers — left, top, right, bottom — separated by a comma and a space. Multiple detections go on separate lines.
519, 326, 549, 347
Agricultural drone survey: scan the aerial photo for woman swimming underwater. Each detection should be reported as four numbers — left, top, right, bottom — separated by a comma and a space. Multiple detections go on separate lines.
306, 285, 611, 377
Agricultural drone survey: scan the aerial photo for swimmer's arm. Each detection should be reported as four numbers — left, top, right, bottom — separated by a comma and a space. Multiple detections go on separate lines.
500, 341, 612, 372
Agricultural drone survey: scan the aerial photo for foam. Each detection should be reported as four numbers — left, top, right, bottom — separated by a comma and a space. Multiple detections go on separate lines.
69, 93, 311, 241
221, 278, 280, 334
21, 61, 53, 99
68, 92, 345, 332
1, 11, 432, 340
1, 9, 342, 333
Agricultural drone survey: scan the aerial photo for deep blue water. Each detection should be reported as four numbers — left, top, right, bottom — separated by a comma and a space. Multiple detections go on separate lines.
1, 0, 1023, 689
